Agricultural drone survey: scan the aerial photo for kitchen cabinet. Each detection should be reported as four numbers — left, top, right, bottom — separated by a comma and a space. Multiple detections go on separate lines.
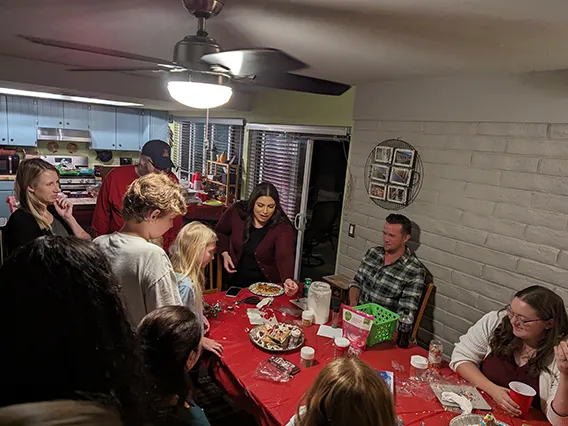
37, 99, 64, 128
63, 102, 90, 130
6, 96, 38, 146
37, 100, 89, 130
89, 105, 116, 150
149, 110, 170, 142
0, 180, 14, 219
0, 96, 7, 144
116, 108, 144, 151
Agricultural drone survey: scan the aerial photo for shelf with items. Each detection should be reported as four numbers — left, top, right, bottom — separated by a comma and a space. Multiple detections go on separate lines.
206, 159, 240, 206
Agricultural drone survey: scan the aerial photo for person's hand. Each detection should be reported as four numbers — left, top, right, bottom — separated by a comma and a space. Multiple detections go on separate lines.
555, 341, 568, 376
283, 279, 299, 296
202, 337, 223, 357
203, 316, 210, 335
54, 196, 74, 221
488, 385, 522, 416
222, 251, 237, 273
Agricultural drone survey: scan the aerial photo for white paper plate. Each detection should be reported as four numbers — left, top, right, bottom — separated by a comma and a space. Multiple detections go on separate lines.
449, 414, 509, 426
249, 282, 284, 297
249, 324, 304, 352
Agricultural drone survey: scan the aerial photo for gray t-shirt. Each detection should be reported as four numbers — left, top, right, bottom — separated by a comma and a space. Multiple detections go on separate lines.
94, 232, 182, 325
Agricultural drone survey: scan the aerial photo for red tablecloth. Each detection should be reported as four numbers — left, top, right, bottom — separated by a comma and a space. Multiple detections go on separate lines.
204, 291, 550, 426
185, 204, 226, 222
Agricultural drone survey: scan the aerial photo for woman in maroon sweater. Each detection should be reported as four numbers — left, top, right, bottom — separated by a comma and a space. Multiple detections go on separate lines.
215, 182, 299, 295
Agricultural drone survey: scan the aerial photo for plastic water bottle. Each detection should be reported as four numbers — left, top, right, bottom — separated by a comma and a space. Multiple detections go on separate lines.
396, 310, 414, 349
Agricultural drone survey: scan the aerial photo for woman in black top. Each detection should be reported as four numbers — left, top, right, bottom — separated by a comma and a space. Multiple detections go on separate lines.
138, 306, 211, 426
4, 158, 90, 255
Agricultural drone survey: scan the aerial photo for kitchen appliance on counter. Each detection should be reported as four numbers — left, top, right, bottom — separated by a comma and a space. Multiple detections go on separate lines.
0, 150, 19, 175
42, 155, 96, 198
120, 157, 133, 165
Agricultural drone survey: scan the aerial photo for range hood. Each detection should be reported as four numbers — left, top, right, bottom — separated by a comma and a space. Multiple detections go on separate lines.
37, 127, 92, 143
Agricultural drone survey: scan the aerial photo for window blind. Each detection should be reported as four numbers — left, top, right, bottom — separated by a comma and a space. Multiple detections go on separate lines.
246, 130, 307, 219
174, 119, 245, 178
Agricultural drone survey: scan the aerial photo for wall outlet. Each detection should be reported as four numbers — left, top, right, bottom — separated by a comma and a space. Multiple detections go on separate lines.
348, 223, 355, 237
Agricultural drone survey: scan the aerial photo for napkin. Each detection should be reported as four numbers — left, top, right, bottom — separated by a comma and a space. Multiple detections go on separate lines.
257, 297, 274, 309
247, 309, 265, 325
441, 392, 473, 414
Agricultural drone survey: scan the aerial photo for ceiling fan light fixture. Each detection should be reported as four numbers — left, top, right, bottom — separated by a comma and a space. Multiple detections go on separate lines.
167, 81, 232, 109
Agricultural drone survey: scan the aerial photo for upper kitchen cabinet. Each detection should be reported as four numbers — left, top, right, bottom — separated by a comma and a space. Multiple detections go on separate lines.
63, 102, 89, 130
116, 108, 144, 151
89, 105, 116, 150
149, 110, 170, 143
37, 100, 89, 130
0, 96, 7, 144
6, 96, 38, 146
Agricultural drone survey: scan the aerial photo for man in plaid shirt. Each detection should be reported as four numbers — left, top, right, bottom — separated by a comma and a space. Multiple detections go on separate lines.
349, 214, 426, 316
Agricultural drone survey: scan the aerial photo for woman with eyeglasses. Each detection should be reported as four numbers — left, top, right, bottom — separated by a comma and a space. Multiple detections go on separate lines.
451, 286, 568, 424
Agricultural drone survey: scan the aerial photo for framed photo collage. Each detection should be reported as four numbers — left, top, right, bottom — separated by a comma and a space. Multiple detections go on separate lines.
369, 146, 416, 205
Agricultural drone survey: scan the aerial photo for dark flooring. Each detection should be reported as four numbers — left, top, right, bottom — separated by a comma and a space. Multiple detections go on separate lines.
300, 238, 338, 282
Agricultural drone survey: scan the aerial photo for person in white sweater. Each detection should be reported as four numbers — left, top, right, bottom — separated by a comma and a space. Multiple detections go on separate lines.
94, 173, 187, 325
450, 285, 568, 425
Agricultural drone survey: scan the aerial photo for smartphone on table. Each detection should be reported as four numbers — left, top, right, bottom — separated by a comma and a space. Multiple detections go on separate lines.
226, 286, 242, 298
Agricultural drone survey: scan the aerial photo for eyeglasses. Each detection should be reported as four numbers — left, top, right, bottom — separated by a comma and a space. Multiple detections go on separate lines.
506, 305, 544, 325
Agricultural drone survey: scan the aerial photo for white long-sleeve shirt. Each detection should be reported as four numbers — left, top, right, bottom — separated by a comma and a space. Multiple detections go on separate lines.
450, 310, 567, 425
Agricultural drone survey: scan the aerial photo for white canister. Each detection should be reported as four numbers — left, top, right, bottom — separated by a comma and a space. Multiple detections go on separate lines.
302, 309, 314, 327
307, 281, 332, 324
409, 355, 428, 379
301, 346, 315, 367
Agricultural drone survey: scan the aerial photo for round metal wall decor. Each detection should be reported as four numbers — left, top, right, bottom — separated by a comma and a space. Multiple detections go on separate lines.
364, 138, 423, 211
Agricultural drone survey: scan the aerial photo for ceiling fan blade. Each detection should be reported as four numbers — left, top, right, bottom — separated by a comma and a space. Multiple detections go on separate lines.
19, 35, 178, 68
201, 48, 307, 76
245, 72, 351, 96
67, 67, 176, 72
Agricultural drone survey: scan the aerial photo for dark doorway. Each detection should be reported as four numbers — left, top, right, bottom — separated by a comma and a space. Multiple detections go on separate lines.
300, 138, 350, 282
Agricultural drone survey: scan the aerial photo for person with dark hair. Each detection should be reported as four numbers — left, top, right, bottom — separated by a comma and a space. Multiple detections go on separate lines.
92, 139, 183, 252
0, 236, 149, 426
4, 158, 90, 255
138, 306, 210, 426
349, 213, 426, 315
215, 182, 299, 294
451, 286, 568, 424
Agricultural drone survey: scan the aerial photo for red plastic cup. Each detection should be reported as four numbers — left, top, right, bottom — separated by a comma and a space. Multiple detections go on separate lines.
509, 381, 536, 417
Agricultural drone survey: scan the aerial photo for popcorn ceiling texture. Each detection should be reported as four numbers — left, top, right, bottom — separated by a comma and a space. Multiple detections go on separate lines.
338, 118, 568, 355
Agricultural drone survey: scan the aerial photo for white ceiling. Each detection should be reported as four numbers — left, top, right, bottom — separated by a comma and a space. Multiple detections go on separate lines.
1, 0, 568, 105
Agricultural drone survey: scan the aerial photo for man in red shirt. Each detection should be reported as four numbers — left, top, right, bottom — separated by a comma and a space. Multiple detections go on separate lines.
92, 139, 183, 252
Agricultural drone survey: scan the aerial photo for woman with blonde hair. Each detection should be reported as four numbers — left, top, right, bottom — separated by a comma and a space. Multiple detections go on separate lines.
4, 158, 90, 255
170, 221, 223, 357
286, 357, 397, 426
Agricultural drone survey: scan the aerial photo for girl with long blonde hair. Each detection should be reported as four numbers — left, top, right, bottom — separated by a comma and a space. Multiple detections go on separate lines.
287, 357, 397, 426
170, 221, 223, 357
4, 158, 90, 255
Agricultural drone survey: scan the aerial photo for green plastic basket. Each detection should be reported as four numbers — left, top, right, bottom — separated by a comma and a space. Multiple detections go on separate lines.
353, 303, 400, 347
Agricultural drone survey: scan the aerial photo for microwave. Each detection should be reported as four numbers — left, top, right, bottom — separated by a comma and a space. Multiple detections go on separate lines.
0, 155, 19, 175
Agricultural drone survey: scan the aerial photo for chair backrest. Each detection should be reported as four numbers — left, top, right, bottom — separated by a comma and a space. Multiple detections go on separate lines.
411, 282, 435, 341
204, 255, 223, 294
308, 200, 342, 241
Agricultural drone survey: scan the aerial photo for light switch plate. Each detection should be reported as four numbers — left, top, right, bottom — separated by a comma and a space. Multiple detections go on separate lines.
348, 223, 355, 237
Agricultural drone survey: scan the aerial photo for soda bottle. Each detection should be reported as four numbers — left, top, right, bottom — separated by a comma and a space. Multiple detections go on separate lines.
396, 309, 413, 349
303, 278, 313, 298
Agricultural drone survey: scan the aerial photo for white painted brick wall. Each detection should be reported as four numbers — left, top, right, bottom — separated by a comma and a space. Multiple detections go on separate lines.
338, 119, 568, 355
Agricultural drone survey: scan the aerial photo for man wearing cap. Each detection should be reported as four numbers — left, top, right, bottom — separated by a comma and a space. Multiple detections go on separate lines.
92, 139, 183, 252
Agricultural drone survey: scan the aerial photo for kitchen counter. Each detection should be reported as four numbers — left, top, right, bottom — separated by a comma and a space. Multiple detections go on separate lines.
68, 197, 97, 206
0, 176, 15, 181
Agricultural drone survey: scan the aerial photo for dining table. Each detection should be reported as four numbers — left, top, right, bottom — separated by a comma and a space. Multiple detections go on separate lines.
204, 290, 550, 426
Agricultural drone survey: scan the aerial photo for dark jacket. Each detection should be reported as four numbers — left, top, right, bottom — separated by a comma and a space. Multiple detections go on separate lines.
4, 205, 72, 256
215, 203, 295, 283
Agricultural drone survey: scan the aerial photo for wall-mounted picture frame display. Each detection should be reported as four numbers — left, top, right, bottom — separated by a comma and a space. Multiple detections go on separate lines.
387, 185, 408, 204
375, 146, 393, 164
393, 148, 416, 167
371, 164, 389, 182
389, 166, 412, 186
369, 182, 387, 200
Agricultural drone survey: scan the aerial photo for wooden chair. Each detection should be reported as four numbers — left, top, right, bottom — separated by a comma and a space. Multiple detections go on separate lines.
322, 274, 351, 304
204, 255, 223, 294
411, 282, 435, 341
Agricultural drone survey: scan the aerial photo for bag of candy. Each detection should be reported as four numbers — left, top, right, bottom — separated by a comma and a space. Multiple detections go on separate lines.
342, 305, 374, 357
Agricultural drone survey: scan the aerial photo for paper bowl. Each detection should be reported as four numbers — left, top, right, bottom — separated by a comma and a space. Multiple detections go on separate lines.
449, 414, 509, 426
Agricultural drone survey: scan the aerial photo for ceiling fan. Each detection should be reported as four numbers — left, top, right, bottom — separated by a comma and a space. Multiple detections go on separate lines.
19, 0, 351, 109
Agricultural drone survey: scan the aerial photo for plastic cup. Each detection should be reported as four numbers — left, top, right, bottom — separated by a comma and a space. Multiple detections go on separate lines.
409, 355, 428, 379
509, 381, 536, 417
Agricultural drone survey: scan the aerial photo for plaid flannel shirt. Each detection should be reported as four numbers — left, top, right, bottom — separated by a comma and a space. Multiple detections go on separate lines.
350, 246, 426, 315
